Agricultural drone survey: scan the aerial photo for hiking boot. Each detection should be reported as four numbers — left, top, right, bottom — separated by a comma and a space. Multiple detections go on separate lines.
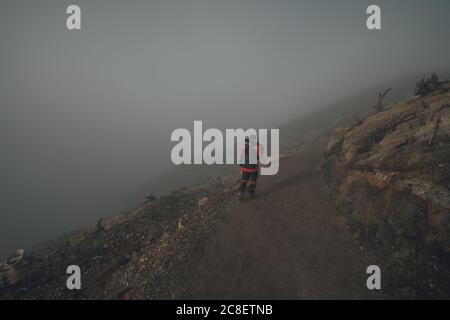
238, 192, 245, 200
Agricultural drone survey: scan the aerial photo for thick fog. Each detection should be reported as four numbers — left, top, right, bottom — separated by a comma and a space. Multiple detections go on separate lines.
1, 0, 449, 258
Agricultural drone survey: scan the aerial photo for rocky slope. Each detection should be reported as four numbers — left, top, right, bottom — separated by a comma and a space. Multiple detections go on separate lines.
321, 82, 450, 298
1, 144, 380, 300
0, 179, 233, 299
1, 81, 449, 300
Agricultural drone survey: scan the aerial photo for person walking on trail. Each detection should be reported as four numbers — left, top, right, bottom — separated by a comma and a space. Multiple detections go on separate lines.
238, 136, 262, 200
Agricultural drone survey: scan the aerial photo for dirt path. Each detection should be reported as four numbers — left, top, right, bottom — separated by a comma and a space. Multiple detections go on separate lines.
178, 151, 380, 299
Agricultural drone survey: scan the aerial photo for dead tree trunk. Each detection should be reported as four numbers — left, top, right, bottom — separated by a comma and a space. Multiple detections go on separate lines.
374, 88, 392, 111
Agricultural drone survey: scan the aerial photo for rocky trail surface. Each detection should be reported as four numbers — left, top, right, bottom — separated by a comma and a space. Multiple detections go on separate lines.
177, 150, 378, 299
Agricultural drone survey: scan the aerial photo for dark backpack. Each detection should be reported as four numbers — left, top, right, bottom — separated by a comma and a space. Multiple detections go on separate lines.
240, 144, 259, 169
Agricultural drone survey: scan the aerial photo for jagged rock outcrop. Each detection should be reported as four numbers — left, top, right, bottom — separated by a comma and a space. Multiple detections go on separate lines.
321, 83, 450, 298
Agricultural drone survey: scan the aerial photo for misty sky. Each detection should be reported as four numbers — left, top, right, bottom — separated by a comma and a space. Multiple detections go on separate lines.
1, 0, 449, 258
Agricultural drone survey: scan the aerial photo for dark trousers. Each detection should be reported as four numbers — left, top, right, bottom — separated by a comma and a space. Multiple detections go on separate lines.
239, 171, 258, 194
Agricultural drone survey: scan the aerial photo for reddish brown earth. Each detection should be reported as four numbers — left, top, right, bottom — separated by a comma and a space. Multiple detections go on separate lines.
177, 151, 380, 299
